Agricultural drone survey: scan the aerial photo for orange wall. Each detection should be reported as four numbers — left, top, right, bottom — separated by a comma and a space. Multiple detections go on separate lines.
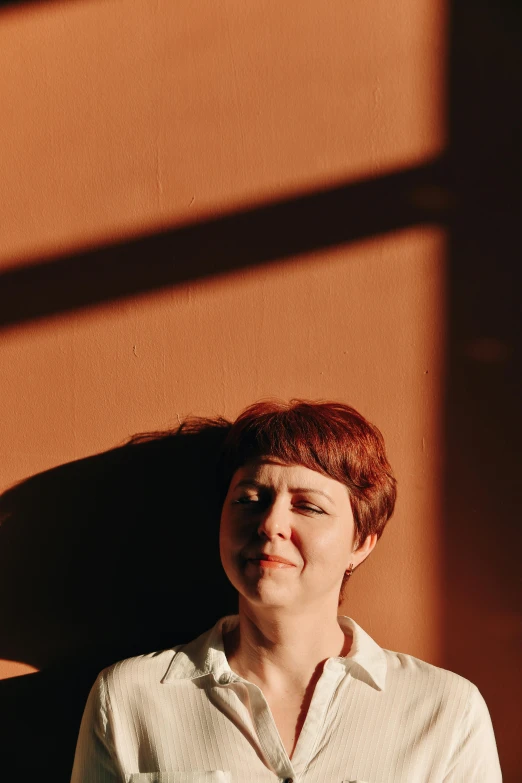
0, 0, 446, 677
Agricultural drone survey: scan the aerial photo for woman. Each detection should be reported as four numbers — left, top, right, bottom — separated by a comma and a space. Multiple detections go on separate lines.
71, 400, 501, 782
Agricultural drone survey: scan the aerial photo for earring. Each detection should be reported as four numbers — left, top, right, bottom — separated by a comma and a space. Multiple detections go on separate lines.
345, 563, 354, 578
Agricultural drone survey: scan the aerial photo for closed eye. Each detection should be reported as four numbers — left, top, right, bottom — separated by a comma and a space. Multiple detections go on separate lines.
231, 497, 325, 515
294, 504, 325, 515
232, 496, 261, 505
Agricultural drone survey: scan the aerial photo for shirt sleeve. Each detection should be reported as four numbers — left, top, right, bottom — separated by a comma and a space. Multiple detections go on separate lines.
443, 683, 502, 782
70, 673, 123, 783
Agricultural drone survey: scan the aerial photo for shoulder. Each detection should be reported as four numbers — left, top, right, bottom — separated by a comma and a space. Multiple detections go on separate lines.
94, 647, 181, 705
384, 647, 473, 689
382, 647, 486, 719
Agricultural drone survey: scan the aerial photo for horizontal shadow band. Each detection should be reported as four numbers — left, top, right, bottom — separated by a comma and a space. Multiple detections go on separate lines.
0, 158, 447, 331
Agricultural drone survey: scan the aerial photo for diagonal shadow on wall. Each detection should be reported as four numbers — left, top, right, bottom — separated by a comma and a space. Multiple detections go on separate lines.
0, 159, 448, 332
0, 0, 75, 9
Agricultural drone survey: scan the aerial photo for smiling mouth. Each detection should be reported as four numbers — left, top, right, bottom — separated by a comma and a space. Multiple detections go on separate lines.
246, 555, 295, 568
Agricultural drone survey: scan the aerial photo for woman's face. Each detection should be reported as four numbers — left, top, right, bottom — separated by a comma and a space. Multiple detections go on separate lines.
219, 458, 373, 613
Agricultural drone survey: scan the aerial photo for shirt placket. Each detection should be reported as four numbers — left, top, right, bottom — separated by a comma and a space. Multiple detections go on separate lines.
211, 674, 293, 780
243, 680, 296, 781
289, 660, 346, 777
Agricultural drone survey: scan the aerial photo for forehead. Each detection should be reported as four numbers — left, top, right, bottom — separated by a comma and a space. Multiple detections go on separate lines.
230, 459, 351, 502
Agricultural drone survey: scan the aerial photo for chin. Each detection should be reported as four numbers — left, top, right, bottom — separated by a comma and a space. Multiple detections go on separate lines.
226, 563, 300, 608
240, 582, 296, 609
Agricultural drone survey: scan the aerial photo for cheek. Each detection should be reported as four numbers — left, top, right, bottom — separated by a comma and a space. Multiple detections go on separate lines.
218, 514, 230, 561
219, 511, 245, 558
299, 525, 353, 565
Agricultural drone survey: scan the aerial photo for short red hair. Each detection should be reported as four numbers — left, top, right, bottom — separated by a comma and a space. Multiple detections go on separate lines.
219, 399, 397, 547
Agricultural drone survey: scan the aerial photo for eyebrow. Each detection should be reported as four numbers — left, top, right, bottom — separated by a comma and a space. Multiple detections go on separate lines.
233, 479, 334, 504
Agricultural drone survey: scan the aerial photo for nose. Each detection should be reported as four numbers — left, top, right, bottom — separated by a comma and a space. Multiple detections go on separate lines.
256, 500, 292, 540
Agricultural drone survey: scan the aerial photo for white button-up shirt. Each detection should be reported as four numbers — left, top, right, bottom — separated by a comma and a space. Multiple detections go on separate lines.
70, 615, 501, 782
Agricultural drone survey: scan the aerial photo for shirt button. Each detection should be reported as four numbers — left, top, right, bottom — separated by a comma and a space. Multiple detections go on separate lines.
283, 779, 293, 783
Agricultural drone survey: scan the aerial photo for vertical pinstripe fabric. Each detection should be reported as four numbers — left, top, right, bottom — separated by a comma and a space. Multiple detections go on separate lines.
70, 616, 501, 783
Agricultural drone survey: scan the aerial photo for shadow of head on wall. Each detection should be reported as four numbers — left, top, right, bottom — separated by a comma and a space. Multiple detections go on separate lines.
0, 417, 240, 780
0, 416, 238, 672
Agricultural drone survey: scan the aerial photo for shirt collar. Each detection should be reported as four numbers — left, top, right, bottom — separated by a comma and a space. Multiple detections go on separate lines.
161, 614, 387, 691
161, 615, 237, 684
336, 615, 387, 690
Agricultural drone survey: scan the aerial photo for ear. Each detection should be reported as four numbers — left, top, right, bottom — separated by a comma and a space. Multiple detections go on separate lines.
351, 533, 378, 569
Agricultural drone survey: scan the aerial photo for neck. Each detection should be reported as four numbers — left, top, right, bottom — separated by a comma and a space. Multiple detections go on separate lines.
224, 598, 351, 694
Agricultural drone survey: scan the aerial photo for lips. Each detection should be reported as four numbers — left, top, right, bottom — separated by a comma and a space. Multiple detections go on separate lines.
246, 553, 295, 567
